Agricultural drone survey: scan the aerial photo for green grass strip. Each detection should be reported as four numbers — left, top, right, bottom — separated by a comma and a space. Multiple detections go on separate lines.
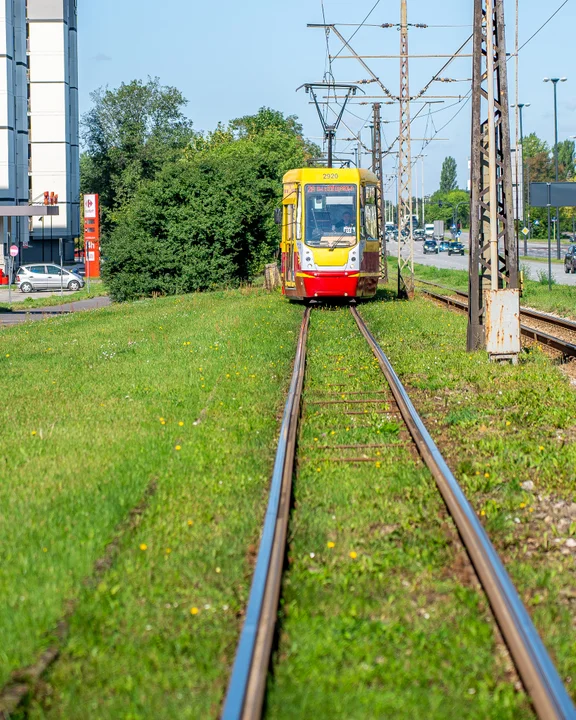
0, 289, 302, 717
267, 307, 532, 719
410, 260, 576, 318
360, 293, 576, 706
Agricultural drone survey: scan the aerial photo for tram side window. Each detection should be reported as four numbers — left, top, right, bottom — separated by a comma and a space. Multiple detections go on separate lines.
362, 185, 379, 241
304, 184, 357, 248
287, 205, 294, 241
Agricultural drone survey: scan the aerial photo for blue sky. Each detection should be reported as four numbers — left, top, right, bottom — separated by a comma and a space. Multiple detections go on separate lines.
79, 0, 575, 192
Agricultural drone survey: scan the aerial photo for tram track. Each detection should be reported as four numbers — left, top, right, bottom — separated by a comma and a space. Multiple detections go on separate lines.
221, 305, 576, 720
416, 279, 576, 358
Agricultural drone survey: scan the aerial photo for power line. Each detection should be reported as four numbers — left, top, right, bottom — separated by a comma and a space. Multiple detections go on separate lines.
332, 0, 382, 60
517, 0, 569, 54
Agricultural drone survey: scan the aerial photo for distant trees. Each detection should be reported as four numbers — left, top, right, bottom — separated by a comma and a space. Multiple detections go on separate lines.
439, 156, 458, 193
424, 189, 470, 228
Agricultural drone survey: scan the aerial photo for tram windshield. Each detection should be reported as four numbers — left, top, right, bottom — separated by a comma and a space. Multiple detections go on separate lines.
304, 184, 358, 248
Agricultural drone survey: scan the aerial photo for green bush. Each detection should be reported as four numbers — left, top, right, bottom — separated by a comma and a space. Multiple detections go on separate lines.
101, 109, 316, 301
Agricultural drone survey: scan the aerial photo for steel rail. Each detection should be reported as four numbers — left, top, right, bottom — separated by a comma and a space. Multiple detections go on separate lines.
221, 308, 310, 720
421, 288, 576, 358
350, 306, 575, 720
416, 277, 576, 333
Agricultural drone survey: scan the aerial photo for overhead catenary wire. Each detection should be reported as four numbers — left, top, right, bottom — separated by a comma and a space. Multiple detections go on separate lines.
311, 1, 569, 184
332, 0, 382, 61
516, 0, 569, 54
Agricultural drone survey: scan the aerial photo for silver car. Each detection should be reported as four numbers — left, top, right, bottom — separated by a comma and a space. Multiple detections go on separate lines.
16, 264, 85, 293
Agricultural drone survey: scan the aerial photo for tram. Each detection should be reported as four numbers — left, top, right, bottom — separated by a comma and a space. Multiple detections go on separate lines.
279, 167, 381, 300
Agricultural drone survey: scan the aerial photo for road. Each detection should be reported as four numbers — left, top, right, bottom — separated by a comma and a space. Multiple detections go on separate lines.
387, 239, 575, 285
0, 296, 111, 326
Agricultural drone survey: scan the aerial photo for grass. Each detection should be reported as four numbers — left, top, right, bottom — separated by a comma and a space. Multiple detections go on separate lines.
359, 292, 576, 704
2, 284, 576, 717
0, 281, 107, 312
411, 261, 576, 318
266, 307, 531, 719
0, 288, 302, 718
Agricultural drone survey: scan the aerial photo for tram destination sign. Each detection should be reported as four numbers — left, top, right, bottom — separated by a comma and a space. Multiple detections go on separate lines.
306, 184, 356, 193
530, 182, 576, 208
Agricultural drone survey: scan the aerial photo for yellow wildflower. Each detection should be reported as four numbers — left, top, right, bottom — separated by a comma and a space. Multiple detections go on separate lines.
327, 541, 335, 549
349, 551, 358, 559
140, 544, 147, 551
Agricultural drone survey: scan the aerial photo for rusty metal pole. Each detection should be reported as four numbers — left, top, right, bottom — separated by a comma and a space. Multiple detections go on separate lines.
468, 0, 519, 352
397, 0, 414, 299
372, 102, 388, 282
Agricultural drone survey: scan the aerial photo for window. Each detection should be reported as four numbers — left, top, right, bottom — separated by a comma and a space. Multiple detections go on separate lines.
304, 184, 358, 248
46, 265, 60, 274
28, 265, 46, 274
362, 185, 379, 241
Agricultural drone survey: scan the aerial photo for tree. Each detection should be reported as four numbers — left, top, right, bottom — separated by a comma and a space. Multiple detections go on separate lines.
439, 156, 458, 193
101, 108, 317, 301
425, 189, 470, 228
82, 77, 195, 229
523, 132, 552, 183
556, 139, 575, 180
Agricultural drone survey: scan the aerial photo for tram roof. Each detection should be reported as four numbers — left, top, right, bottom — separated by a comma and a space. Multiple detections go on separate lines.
282, 167, 379, 185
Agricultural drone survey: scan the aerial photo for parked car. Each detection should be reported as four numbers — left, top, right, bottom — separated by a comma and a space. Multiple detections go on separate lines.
423, 239, 439, 255
448, 241, 465, 256
65, 263, 86, 277
16, 264, 85, 293
564, 245, 576, 273
438, 240, 451, 252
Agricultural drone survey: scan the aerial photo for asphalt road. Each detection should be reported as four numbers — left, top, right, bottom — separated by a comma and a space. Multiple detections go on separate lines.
0, 296, 111, 326
387, 239, 576, 286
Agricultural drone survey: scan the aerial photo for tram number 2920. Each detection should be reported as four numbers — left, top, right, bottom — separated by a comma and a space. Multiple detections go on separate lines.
323, 173, 339, 180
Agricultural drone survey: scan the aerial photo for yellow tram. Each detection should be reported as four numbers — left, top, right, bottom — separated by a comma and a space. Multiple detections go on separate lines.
280, 167, 381, 300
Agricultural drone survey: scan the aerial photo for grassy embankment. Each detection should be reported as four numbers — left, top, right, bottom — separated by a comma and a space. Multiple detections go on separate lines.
0, 281, 107, 312
412, 261, 576, 318
0, 289, 302, 718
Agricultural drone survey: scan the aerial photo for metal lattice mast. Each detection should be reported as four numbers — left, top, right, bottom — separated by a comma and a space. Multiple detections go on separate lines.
467, 0, 518, 351
372, 103, 388, 282
397, 0, 414, 299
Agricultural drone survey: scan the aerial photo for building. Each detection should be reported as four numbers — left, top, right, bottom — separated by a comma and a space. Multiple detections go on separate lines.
0, 0, 79, 271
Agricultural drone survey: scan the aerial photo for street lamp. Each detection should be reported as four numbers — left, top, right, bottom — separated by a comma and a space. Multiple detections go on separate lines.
511, 103, 531, 255
543, 77, 567, 258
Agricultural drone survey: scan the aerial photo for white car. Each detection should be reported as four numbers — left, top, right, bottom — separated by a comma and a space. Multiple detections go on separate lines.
16, 264, 85, 293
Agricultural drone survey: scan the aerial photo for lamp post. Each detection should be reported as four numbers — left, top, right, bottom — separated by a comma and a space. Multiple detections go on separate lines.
511, 102, 530, 255
544, 77, 567, 258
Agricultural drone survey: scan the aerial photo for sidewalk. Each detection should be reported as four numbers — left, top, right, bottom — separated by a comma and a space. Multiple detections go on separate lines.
0, 296, 111, 326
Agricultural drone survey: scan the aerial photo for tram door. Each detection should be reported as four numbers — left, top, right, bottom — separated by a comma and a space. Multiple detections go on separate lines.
284, 204, 296, 288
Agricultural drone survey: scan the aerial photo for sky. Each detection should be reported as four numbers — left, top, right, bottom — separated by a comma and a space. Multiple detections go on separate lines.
78, 0, 576, 195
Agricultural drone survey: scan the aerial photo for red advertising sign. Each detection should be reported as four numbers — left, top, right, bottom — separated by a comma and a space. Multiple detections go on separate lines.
84, 194, 100, 278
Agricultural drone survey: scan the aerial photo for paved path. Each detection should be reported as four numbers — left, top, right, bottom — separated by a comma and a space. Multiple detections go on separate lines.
0, 296, 111, 326
0, 287, 84, 304
387, 240, 575, 285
